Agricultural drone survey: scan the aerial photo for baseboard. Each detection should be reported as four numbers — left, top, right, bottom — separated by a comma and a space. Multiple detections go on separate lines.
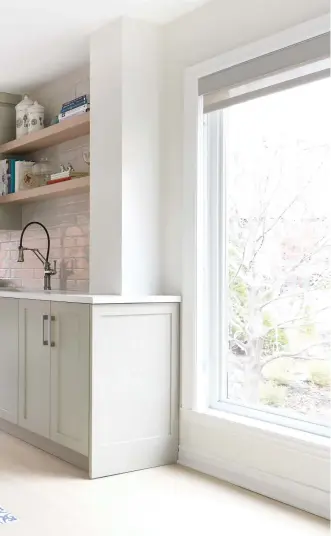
179, 447, 330, 519
0, 418, 89, 473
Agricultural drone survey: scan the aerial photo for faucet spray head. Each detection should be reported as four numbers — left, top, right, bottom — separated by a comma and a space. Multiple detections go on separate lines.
17, 247, 24, 263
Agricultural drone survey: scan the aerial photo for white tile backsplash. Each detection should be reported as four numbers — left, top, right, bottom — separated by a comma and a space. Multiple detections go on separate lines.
0, 193, 90, 291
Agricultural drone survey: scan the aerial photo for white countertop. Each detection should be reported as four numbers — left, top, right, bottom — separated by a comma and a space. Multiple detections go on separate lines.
0, 289, 181, 304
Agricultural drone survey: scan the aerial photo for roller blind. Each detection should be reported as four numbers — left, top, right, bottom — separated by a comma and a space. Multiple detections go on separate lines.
200, 32, 330, 113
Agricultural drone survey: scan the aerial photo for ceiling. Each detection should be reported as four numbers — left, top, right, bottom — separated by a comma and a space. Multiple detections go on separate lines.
1, 0, 210, 94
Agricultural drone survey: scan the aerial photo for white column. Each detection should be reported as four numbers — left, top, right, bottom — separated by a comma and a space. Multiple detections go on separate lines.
90, 18, 160, 295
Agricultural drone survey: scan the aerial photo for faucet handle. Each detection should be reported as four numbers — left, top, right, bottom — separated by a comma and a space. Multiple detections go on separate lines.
52, 260, 57, 275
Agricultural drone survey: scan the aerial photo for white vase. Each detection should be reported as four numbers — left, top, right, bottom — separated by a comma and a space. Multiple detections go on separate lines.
15, 95, 33, 139
27, 101, 44, 134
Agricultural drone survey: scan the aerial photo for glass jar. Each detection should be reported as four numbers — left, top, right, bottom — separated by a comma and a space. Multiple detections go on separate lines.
31, 157, 53, 186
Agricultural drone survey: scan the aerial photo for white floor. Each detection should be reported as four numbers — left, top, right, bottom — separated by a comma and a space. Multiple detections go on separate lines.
0, 431, 328, 535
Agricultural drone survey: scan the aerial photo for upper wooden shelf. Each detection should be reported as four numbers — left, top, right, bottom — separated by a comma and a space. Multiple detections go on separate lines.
0, 112, 90, 155
0, 176, 90, 205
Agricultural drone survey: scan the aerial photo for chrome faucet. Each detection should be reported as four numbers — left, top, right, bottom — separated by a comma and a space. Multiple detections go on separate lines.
18, 221, 57, 291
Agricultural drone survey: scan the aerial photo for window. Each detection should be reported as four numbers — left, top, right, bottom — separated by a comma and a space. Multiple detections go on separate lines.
201, 41, 331, 436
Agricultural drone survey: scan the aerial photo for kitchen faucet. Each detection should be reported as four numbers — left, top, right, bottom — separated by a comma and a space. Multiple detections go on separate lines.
18, 221, 57, 291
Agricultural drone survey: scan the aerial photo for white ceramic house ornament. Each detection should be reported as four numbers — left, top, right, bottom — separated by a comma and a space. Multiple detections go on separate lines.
15, 95, 33, 139
28, 101, 44, 134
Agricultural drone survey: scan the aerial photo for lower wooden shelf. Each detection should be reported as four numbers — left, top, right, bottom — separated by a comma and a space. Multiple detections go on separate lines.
0, 176, 90, 205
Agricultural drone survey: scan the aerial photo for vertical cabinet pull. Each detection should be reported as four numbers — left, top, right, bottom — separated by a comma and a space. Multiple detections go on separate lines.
50, 316, 56, 348
42, 315, 49, 346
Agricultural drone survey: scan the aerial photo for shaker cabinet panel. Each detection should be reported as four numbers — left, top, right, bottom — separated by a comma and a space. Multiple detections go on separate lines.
18, 299, 51, 438
0, 297, 19, 424
50, 302, 90, 456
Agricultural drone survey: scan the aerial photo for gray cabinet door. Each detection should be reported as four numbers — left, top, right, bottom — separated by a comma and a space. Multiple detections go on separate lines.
0, 297, 19, 424
50, 302, 90, 455
18, 299, 51, 437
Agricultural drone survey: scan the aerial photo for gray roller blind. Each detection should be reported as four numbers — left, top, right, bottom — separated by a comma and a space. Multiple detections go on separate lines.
200, 32, 330, 113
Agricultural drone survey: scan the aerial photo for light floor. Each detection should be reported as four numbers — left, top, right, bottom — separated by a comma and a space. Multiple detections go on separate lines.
0, 431, 329, 535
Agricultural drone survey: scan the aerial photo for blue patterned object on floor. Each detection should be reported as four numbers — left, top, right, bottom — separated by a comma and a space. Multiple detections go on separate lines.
0, 506, 18, 524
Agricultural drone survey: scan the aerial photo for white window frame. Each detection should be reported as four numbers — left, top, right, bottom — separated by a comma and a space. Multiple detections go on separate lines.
182, 15, 331, 437
206, 104, 330, 438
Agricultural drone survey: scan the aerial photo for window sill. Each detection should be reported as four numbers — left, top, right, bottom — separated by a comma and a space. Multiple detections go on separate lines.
195, 407, 330, 453
179, 407, 330, 518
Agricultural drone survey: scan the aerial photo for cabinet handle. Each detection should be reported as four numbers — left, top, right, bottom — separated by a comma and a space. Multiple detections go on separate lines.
50, 315, 56, 348
42, 315, 49, 346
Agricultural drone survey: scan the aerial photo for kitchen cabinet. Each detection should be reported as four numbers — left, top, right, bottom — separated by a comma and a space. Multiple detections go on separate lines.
18, 299, 51, 437
18, 299, 89, 454
50, 302, 90, 455
0, 292, 180, 477
0, 297, 19, 424
89, 302, 179, 478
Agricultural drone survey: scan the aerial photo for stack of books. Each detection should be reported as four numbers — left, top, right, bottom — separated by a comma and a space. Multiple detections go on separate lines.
0, 159, 34, 195
47, 170, 88, 186
58, 94, 90, 122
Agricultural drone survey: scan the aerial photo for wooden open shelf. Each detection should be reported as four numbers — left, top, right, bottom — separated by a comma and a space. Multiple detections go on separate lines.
0, 112, 90, 155
0, 177, 90, 205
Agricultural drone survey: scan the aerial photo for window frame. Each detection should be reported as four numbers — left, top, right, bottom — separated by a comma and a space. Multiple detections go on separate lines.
205, 106, 330, 438
182, 15, 331, 438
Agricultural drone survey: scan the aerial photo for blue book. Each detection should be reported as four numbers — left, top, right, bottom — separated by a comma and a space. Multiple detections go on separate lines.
9, 158, 23, 194
62, 94, 88, 108
61, 95, 89, 113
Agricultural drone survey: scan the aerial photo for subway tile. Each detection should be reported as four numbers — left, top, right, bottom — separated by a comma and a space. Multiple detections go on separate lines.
64, 247, 88, 258
65, 226, 85, 237
1, 241, 19, 251
0, 259, 16, 268
0, 251, 11, 261
22, 278, 46, 290
75, 279, 89, 292
76, 214, 90, 225
11, 268, 34, 280
62, 236, 89, 248
48, 279, 61, 291
66, 280, 77, 291
1, 195, 90, 289
74, 258, 89, 269
10, 231, 22, 241
21, 238, 48, 249
71, 268, 89, 280
0, 232, 11, 243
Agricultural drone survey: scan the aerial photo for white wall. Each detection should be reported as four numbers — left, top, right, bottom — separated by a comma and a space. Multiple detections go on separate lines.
161, 0, 330, 518
32, 64, 90, 127
90, 18, 161, 295
161, 0, 330, 293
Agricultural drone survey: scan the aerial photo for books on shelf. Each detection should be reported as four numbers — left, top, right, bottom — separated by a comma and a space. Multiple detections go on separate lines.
61, 94, 89, 113
46, 174, 88, 185
49, 171, 88, 181
46, 177, 72, 185
59, 104, 90, 122
0, 159, 31, 195
58, 94, 90, 121
15, 161, 35, 192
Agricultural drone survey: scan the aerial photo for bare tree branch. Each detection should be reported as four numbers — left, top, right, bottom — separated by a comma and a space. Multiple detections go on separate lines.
275, 306, 331, 330
261, 342, 329, 370
289, 235, 331, 273
255, 177, 313, 246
